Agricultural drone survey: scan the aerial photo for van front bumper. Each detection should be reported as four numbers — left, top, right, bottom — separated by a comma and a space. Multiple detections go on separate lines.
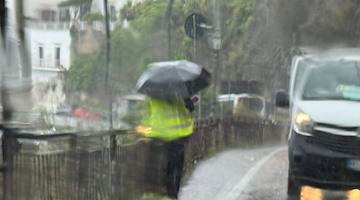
288, 130, 360, 190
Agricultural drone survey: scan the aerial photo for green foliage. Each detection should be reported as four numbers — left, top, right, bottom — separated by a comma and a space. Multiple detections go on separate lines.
59, 0, 92, 7
65, 26, 149, 97
65, 53, 103, 95
83, 12, 104, 22
225, 0, 258, 36
130, 0, 168, 32
173, 33, 192, 60
65, 0, 261, 109
182, 0, 209, 14
59, 0, 92, 20
141, 193, 176, 200
120, 1, 135, 20
109, 26, 150, 93
333, 1, 358, 33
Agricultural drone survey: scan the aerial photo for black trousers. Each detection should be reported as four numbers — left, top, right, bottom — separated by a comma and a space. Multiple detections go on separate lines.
164, 136, 189, 198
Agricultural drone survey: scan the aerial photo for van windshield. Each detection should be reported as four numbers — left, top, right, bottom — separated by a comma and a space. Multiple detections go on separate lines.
302, 61, 360, 101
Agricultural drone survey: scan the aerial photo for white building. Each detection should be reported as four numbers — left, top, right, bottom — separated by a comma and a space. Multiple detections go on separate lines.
23, 0, 71, 83
28, 29, 70, 82
91, 0, 143, 15
20, 0, 142, 111
24, 0, 71, 22
20, 0, 72, 111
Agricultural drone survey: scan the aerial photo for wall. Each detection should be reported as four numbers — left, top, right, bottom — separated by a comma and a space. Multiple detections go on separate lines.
23, 0, 65, 20
28, 29, 71, 70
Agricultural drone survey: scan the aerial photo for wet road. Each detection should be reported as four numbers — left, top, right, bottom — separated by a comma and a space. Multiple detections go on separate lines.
179, 146, 289, 200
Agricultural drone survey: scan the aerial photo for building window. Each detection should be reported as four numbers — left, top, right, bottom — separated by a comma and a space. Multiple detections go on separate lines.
55, 47, 60, 67
110, 6, 116, 21
59, 9, 70, 22
41, 9, 55, 22
39, 46, 44, 66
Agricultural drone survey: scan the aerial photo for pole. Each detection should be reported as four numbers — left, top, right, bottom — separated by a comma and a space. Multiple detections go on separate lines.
192, 15, 196, 60
192, 14, 202, 119
17, 0, 31, 82
166, 0, 174, 59
103, 0, 112, 130
210, 49, 219, 116
0, 0, 5, 45
103, 1, 116, 200
0, 1, 8, 198
198, 91, 202, 119
209, 0, 221, 117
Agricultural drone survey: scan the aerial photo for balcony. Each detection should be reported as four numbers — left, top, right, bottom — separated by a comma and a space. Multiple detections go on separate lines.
32, 66, 65, 83
77, 21, 116, 31
27, 21, 71, 30
27, 21, 117, 31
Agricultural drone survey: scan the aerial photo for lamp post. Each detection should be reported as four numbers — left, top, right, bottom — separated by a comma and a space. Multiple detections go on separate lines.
210, 31, 221, 116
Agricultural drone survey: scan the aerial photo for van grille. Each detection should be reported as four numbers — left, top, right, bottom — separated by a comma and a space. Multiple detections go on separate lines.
306, 124, 360, 155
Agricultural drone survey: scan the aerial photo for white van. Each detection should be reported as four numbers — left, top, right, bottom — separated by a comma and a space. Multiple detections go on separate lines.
276, 48, 360, 199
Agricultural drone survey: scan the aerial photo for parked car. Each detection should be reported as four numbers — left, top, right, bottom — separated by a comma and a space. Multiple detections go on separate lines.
55, 104, 74, 116
218, 93, 267, 119
276, 49, 360, 199
72, 106, 108, 121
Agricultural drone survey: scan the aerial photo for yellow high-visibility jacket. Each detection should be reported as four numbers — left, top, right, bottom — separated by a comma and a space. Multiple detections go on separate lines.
139, 97, 193, 142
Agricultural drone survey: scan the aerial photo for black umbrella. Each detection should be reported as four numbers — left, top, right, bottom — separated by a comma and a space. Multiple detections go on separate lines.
135, 60, 211, 99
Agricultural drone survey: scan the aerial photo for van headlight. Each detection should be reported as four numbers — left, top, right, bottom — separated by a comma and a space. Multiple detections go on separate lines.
294, 112, 314, 136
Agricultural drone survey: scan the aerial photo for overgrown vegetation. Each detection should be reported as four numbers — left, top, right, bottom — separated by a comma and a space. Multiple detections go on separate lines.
65, 0, 259, 114
66, 0, 360, 113
83, 12, 104, 22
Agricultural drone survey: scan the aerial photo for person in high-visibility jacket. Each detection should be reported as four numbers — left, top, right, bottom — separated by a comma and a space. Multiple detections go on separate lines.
136, 97, 193, 141
136, 97, 194, 198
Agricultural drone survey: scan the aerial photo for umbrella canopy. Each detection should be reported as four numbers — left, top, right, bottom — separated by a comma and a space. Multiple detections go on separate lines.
136, 60, 211, 99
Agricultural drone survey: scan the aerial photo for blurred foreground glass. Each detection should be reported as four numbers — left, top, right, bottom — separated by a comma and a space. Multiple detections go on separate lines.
2, 0, 33, 127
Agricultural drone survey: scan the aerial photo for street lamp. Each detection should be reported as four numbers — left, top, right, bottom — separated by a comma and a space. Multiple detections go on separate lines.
211, 31, 222, 51
210, 31, 221, 116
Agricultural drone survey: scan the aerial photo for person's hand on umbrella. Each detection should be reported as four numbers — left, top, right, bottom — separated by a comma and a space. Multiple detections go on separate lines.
135, 126, 152, 136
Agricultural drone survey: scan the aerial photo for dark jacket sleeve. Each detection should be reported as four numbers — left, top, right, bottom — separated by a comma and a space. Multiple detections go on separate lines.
184, 98, 195, 112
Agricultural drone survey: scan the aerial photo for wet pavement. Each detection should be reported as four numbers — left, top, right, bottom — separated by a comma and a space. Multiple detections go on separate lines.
179, 146, 288, 200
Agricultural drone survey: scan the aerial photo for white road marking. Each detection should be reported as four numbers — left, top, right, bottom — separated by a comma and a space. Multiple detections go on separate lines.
214, 147, 287, 200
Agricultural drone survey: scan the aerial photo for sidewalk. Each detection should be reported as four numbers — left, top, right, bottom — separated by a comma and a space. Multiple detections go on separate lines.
178, 146, 288, 200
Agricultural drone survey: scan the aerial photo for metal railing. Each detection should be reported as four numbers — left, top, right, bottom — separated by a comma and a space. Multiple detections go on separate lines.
0, 116, 282, 200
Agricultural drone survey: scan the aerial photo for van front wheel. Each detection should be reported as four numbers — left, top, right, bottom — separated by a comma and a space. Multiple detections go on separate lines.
287, 170, 300, 200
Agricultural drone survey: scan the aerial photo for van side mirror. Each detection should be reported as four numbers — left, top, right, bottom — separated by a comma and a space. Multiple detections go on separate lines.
275, 90, 289, 108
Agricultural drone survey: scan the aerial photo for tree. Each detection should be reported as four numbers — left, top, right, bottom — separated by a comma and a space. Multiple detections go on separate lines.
64, 0, 261, 110
59, 0, 93, 21
120, 1, 135, 21
83, 12, 104, 22
108, 26, 149, 94
65, 53, 102, 96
